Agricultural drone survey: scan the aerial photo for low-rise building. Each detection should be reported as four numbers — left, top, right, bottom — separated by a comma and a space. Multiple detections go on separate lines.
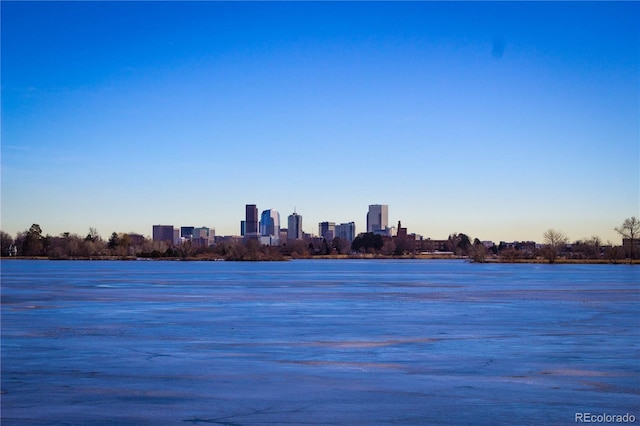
127, 233, 145, 245
622, 238, 640, 258
415, 238, 449, 253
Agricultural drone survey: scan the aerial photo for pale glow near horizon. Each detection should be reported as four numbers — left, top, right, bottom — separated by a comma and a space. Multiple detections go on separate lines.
1, 2, 638, 244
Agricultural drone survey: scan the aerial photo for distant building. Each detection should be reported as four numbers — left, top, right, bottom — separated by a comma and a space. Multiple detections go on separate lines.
367, 204, 388, 233
215, 235, 243, 245
622, 238, 640, 258
319, 222, 336, 241
173, 228, 180, 245
396, 221, 408, 238
127, 233, 145, 245
335, 222, 356, 243
240, 220, 246, 236
259, 236, 274, 246
288, 212, 303, 240
194, 227, 215, 246
279, 229, 288, 244
245, 204, 259, 241
394, 221, 415, 253
260, 209, 281, 246
181, 227, 195, 240
499, 241, 537, 254
415, 238, 449, 253
152, 225, 174, 244
481, 241, 495, 249
191, 237, 209, 248
193, 227, 209, 239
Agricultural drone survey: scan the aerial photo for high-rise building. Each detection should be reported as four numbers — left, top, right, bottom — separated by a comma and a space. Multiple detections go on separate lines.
319, 222, 336, 241
260, 209, 281, 246
181, 226, 195, 240
287, 212, 303, 240
193, 227, 209, 239
335, 222, 356, 243
367, 204, 388, 233
152, 225, 174, 244
245, 204, 259, 240
193, 227, 215, 246
208, 228, 216, 246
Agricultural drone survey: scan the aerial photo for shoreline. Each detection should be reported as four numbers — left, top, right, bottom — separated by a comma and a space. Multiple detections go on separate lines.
1, 255, 638, 265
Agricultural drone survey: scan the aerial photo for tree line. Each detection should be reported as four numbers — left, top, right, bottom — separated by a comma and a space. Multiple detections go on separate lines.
0, 225, 166, 259
0, 224, 338, 261
1, 217, 637, 263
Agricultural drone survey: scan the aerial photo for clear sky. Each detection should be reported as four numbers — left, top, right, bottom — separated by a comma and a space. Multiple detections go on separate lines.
2, 1, 638, 244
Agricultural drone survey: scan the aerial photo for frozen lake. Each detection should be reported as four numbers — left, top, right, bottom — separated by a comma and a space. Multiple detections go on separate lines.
1, 260, 638, 424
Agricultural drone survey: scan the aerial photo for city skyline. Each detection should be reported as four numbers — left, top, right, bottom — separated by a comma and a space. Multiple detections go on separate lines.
3, 200, 636, 245
1, 2, 638, 243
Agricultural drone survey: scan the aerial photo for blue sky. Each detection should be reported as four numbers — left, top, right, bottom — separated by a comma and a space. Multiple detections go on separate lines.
2, 1, 638, 243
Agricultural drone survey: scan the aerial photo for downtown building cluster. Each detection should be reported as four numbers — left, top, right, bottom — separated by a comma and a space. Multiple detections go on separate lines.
152, 204, 396, 247
152, 225, 215, 247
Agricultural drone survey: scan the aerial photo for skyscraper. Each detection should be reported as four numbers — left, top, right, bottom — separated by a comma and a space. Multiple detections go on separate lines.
193, 227, 209, 239
367, 204, 388, 233
319, 222, 335, 241
194, 227, 214, 246
287, 212, 303, 240
245, 204, 259, 240
152, 225, 174, 244
260, 209, 281, 245
335, 222, 356, 243
181, 226, 195, 240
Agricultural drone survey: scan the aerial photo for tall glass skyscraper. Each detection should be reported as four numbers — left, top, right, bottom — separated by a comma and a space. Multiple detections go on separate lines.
260, 209, 280, 245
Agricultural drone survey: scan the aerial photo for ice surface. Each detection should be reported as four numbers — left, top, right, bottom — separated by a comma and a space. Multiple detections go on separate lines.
1, 260, 638, 424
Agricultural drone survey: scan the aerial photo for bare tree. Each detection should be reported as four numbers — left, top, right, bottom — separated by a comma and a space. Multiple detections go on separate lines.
86, 227, 101, 242
586, 235, 602, 258
574, 236, 602, 260
380, 239, 396, 256
605, 240, 623, 264
0, 231, 14, 257
615, 217, 640, 260
331, 237, 351, 255
542, 229, 568, 263
469, 238, 487, 263
499, 247, 519, 262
